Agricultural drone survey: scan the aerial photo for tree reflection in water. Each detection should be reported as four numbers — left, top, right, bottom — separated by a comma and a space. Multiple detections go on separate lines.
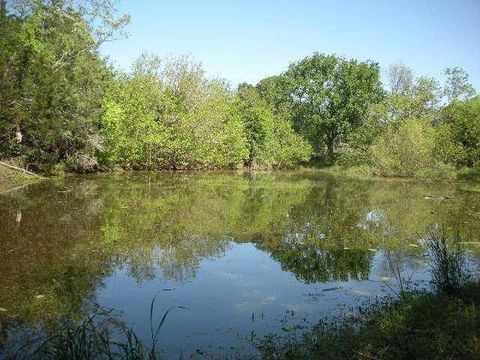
1, 171, 479, 355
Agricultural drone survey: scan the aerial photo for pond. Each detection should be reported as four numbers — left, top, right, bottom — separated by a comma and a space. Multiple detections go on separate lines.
1, 171, 479, 358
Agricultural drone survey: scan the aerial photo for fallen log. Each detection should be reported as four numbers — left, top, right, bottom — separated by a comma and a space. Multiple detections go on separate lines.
0, 161, 43, 178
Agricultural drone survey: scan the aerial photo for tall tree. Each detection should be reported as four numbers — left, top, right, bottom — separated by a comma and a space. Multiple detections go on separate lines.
0, 0, 129, 171
284, 53, 383, 160
387, 63, 414, 95
443, 67, 476, 103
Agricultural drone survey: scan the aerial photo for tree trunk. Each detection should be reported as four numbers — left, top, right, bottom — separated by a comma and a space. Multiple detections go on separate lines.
15, 121, 22, 143
0, 0, 6, 17
327, 139, 335, 163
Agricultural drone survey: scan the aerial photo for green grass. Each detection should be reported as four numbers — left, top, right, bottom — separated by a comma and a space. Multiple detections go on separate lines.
9, 296, 178, 360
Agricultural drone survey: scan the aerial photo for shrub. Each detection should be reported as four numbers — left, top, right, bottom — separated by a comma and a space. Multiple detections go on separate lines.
65, 153, 99, 173
101, 55, 248, 170
436, 97, 480, 168
371, 118, 454, 179
236, 85, 312, 168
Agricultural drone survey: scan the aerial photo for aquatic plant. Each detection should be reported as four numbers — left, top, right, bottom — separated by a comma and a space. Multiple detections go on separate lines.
426, 229, 470, 294
11, 296, 181, 360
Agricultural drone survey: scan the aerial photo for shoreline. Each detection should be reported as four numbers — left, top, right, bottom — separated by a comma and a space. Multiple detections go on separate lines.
0, 163, 43, 193
1, 163, 479, 194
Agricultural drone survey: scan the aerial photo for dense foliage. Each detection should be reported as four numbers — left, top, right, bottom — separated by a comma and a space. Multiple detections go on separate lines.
102, 54, 249, 170
436, 97, 480, 168
370, 118, 454, 179
334, 64, 478, 178
235, 84, 312, 168
0, 1, 478, 177
0, 0, 128, 173
284, 53, 384, 160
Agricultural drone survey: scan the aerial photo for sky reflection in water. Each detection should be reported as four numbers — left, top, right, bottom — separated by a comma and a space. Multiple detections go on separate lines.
1, 171, 479, 357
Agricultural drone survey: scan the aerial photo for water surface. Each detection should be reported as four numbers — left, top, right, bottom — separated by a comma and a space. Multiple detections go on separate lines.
1, 171, 479, 357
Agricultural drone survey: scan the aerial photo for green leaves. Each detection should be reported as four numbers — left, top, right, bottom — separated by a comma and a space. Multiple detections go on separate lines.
102, 55, 248, 170
1, 2, 477, 179
235, 84, 311, 168
443, 67, 476, 103
437, 97, 480, 168
102, 55, 311, 170
371, 118, 454, 179
0, 1, 116, 172
284, 53, 384, 160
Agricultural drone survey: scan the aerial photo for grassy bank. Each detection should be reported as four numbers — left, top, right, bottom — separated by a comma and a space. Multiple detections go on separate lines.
0, 161, 43, 192
253, 231, 480, 359
253, 283, 480, 360
313, 163, 480, 184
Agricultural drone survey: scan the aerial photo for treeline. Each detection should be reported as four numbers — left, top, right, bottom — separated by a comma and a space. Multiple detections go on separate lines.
101, 54, 311, 170
1, 0, 478, 177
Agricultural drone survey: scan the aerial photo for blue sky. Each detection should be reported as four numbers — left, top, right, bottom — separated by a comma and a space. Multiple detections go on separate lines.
102, 0, 480, 90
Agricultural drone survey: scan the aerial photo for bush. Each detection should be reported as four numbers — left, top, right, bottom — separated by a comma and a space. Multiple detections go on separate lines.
267, 118, 312, 168
457, 167, 480, 182
236, 85, 312, 168
436, 97, 480, 168
65, 153, 99, 173
335, 146, 373, 168
371, 118, 454, 179
101, 55, 248, 170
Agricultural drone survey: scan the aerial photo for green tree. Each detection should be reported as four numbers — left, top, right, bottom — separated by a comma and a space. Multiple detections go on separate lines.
387, 63, 414, 95
354, 65, 440, 169
284, 53, 384, 161
0, 0, 129, 172
0, 4, 22, 148
235, 84, 311, 168
443, 67, 476, 103
102, 54, 248, 169
256, 75, 293, 117
380, 64, 440, 123
436, 97, 480, 168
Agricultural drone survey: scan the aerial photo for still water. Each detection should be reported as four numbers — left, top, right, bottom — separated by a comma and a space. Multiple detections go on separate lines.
1, 171, 479, 358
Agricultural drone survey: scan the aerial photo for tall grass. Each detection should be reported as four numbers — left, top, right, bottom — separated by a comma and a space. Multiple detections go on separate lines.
14, 295, 182, 360
426, 229, 469, 294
